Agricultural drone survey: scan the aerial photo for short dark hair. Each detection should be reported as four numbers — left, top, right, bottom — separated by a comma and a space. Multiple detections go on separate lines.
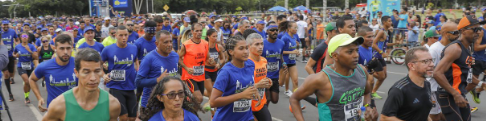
79, 21, 85, 24
402, 7, 408, 12
404, 46, 429, 70
358, 26, 373, 37
337, 16, 353, 29
116, 25, 126, 32
75, 48, 102, 71
144, 21, 157, 27
357, 20, 368, 29
155, 30, 171, 41
381, 16, 391, 25
277, 15, 287, 21
299, 15, 304, 20
243, 29, 257, 39
96, 21, 102, 26
55, 34, 73, 46
154, 15, 163, 23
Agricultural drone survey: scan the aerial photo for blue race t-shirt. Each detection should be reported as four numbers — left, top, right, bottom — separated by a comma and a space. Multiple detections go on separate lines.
277, 31, 285, 40
212, 60, 255, 121
253, 28, 266, 38
221, 27, 232, 41
78, 41, 104, 53
138, 51, 179, 107
134, 36, 156, 61
434, 13, 445, 26
397, 14, 408, 28
473, 28, 486, 61
208, 24, 214, 29
101, 44, 138, 90
172, 28, 180, 50
282, 32, 299, 64
2, 28, 18, 57
148, 109, 200, 121
162, 25, 172, 33
14, 44, 37, 69
262, 39, 284, 79
34, 57, 77, 107
128, 32, 140, 44
358, 46, 373, 66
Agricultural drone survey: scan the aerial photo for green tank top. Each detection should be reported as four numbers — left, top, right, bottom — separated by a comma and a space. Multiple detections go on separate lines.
64, 89, 110, 121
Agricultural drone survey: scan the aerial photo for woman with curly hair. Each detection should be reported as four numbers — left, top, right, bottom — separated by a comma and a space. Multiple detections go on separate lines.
139, 77, 202, 121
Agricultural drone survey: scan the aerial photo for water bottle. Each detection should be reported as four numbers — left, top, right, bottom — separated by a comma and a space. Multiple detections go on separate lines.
360, 106, 366, 121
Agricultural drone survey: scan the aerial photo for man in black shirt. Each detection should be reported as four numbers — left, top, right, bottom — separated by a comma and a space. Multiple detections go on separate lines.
304, 22, 338, 74
94, 21, 102, 42
381, 47, 433, 121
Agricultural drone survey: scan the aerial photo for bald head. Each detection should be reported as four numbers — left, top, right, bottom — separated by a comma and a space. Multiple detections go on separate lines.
439, 22, 459, 43
440, 22, 458, 33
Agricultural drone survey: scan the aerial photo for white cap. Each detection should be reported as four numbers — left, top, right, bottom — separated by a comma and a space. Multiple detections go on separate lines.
75, 21, 79, 25
55, 28, 62, 33
104, 17, 111, 21
215, 19, 223, 22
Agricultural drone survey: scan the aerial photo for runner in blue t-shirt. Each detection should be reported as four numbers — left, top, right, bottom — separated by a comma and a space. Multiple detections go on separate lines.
14, 32, 38, 104
125, 21, 139, 44
134, 21, 157, 61
78, 26, 104, 53
210, 35, 258, 121
280, 21, 300, 97
136, 30, 179, 108
2, 20, 19, 100
161, 18, 172, 33
261, 24, 284, 104
172, 22, 181, 51
30, 34, 77, 112
138, 77, 201, 121
101, 26, 139, 121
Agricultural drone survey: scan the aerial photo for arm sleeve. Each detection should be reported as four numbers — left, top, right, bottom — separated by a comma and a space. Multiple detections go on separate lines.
34, 63, 44, 79
135, 74, 158, 88
381, 87, 404, 117
0, 45, 9, 69
213, 70, 228, 92
31, 45, 37, 52
100, 48, 108, 62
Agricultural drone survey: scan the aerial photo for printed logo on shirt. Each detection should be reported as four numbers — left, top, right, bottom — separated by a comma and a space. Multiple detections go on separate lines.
161, 66, 178, 77
255, 66, 267, 79
413, 98, 420, 104
18, 51, 32, 57
49, 73, 77, 88
113, 55, 135, 66
339, 87, 365, 104
233, 79, 254, 112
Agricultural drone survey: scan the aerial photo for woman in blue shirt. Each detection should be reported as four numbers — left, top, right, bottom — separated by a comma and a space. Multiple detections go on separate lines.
139, 77, 201, 121
210, 35, 260, 121
13, 32, 39, 104
279, 21, 301, 97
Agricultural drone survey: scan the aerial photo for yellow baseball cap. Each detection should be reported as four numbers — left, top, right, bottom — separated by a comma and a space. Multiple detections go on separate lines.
328, 34, 364, 57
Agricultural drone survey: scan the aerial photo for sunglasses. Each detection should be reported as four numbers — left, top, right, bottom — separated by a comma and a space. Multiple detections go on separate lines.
268, 29, 278, 32
431, 37, 439, 39
446, 31, 459, 35
127, 24, 134, 26
21, 35, 28, 38
464, 27, 482, 33
42, 40, 48, 43
161, 91, 185, 99
111, 32, 116, 35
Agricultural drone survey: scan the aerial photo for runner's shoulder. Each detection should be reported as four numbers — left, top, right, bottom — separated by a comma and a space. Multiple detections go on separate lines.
47, 94, 67, 114
306, 71, 331, 89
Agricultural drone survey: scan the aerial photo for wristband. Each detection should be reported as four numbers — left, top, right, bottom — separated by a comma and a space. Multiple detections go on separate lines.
379, 51, 383, 54
364, 104, 369, 107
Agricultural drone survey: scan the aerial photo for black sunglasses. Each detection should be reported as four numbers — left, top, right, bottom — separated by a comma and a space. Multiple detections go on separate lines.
464, 27, 482, 33
268, 28, 278, 32
161, 91, 185, 99
446, 31, 459, 35
127, 24, 134, 26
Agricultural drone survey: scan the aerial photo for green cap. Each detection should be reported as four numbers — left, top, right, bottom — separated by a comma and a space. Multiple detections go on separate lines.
425, 29, 440, 38
325, 22, 337, 31
328, 34, 364, 57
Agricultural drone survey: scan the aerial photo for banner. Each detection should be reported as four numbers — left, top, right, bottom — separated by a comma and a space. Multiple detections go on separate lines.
113, 0, 128, 8
367, 0, 401, 19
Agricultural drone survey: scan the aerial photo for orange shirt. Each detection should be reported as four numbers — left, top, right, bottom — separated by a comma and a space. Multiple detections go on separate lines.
181, 39, 208, 82
316, 23, 325, 40
250, 56, 267, 111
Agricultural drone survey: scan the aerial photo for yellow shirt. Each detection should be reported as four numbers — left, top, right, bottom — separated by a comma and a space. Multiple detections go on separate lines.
101, 36, 116, 47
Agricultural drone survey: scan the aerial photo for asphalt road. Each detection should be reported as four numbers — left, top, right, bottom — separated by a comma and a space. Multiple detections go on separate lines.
1, 61, 486, 121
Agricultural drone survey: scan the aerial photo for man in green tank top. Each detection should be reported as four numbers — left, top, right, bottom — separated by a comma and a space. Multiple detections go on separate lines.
290, 34, 378, 121
43, 48, 121, 121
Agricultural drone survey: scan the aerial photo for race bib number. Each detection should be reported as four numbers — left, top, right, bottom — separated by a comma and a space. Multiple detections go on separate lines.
110, 70, 126, 81
344, 98, 363, 121
467, 68, 473, 83
289, 54, 296, 60
21, 62, 31, 70
258, 88, 265, 99
233, 99, 251, 112
193, 66, 204, 76
210, 52, 219, 63
267, 62, 279, 72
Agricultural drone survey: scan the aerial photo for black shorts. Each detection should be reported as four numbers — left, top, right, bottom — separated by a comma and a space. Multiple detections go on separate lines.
189, 79, 204, 95
252, 105, 272, 121
205, 71, 217, 82
300, 38, 307, 49
269, 78, 279, 93
287, 64, 296, 68
367, 58, 384, 72
473, 59, 486, 76
17, 67, 33, 76
109, 88, 138, 117
436, 90, 471, 121
2, 57, 15, 73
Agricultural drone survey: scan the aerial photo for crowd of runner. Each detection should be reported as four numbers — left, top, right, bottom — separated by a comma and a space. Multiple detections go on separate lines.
0, 6, 483, 121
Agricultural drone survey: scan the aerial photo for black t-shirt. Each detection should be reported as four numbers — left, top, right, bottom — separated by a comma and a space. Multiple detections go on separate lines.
310, 41, 328, 72
381, 76, 432, 121
28, 33, 35, 44
94, 30, 102, 42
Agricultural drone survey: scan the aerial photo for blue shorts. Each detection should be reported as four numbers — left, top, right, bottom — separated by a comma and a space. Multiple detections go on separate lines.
172, 39, 178, 51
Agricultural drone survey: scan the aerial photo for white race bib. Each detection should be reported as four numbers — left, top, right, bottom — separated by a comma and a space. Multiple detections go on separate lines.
193, 66, 204, 76
289, 54, 296, 60
344, 97, 363, 121
467, 68, 473, 83
110, 70, 126, 81
21, 62, 31, 70
258, 88, 265, 99
267, 62, 279, 72
233, 99, 251, 112
210, 52, 219, 63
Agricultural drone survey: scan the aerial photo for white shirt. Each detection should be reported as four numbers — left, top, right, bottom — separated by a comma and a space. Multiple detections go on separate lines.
296, 21, 308, 39
428, 41, 446, 92
101, 24, 114, 38
369, 24, 380, 34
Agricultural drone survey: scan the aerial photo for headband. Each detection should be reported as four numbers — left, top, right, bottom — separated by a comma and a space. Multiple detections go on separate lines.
144, 27, 156, 33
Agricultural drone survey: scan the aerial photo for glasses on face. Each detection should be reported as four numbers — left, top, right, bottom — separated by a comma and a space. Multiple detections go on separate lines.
21, 35, 28, 38
161, 91, 185, 99
412, 59, 433, 65
42, 40, 48, 43
127, 24, 134, 26
111, 32, 116, 35
464, 27, 482, 33
268, 28, 278, 32
446, 31, 459, 35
